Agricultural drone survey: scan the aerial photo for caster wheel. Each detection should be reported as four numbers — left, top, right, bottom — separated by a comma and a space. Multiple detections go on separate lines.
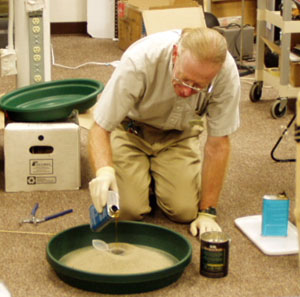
249, 81, 263, 102
271, 99, 288, 119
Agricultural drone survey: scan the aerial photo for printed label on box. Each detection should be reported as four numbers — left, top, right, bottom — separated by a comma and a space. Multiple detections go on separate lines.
29, 159, 53, 175
27, 176, 56, 185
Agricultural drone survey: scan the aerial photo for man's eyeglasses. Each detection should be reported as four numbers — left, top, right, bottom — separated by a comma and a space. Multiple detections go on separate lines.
173, 74, 214, 95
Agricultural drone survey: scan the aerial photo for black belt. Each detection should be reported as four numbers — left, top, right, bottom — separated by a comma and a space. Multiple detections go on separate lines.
121, 117, 172, 138
121, 117, 143, 136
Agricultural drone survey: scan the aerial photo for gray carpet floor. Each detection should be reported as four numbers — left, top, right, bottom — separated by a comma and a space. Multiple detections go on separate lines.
0, 34, 300, 297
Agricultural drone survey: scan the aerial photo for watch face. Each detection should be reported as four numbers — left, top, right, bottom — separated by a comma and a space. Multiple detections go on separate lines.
201, 207, 217, 216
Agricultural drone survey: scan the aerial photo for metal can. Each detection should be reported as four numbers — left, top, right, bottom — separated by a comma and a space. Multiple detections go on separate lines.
200, 231, 230, 278
89, 191, 120, 232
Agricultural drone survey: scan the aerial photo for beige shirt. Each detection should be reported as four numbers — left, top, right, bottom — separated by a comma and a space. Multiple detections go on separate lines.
94, 30, 240, 137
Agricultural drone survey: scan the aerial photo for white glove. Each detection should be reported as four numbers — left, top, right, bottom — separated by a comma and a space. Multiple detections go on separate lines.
190, 212, 222, 238
89, 166, 118, 213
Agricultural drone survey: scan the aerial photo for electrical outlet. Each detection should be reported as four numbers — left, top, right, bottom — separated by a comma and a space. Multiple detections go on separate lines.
28, 11, 44, 84
0, 48, 17, 76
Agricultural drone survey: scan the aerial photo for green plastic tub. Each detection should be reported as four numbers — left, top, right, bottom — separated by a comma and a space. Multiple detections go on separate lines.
46, 221, 192, 294
0, 78, 104, 122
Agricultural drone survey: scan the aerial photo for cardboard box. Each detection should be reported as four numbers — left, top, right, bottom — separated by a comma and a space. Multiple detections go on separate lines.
290, 62, 300, 87
4, 121, 81, 192
118, 0, 205, 50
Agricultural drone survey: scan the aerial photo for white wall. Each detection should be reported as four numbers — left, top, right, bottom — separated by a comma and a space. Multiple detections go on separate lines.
50, 0, 87, 23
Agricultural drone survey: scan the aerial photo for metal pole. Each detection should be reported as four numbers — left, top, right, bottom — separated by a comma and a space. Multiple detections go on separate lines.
240, 0, 245, 65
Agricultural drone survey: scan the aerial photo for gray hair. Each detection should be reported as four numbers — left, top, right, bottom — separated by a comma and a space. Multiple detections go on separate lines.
178, 27, 227, 65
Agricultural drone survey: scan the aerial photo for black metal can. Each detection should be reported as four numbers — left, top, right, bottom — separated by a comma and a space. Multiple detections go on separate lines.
200, 231, 230, 278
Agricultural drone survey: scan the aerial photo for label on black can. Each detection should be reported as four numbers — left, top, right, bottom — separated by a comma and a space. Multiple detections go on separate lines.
200, 231, 230, 278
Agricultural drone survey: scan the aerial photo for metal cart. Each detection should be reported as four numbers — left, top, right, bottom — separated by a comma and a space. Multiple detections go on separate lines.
250, 0, 300, 118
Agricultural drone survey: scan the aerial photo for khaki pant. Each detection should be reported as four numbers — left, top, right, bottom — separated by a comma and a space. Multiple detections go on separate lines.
111, 119, 202, 223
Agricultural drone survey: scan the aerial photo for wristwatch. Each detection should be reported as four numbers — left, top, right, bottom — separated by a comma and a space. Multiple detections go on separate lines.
199, 207, 217, 216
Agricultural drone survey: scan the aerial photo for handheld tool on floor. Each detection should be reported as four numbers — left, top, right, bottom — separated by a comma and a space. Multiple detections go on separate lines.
20, 203, 73, 225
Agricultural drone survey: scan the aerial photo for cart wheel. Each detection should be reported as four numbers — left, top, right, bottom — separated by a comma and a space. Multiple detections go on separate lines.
271, 99, 288, 119
249, 81, 263, 102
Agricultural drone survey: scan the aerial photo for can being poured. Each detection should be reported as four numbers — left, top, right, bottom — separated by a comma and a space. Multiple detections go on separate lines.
89, 191, 120, 232
200, 231, 230, 278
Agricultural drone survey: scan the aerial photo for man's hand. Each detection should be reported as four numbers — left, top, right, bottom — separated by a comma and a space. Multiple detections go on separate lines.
190, 212, 221, 238
89, 166, 118, 213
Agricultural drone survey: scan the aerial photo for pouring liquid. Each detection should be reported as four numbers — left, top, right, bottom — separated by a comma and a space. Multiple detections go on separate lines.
115, 216, 119, 243
110, 209, 124, 255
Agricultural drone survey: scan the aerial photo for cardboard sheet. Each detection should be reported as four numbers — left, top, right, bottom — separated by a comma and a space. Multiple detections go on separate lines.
126, 0, 198, 10
142, 7, 206, 36
235, 215, 299, 256
127, 0, 171, 9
